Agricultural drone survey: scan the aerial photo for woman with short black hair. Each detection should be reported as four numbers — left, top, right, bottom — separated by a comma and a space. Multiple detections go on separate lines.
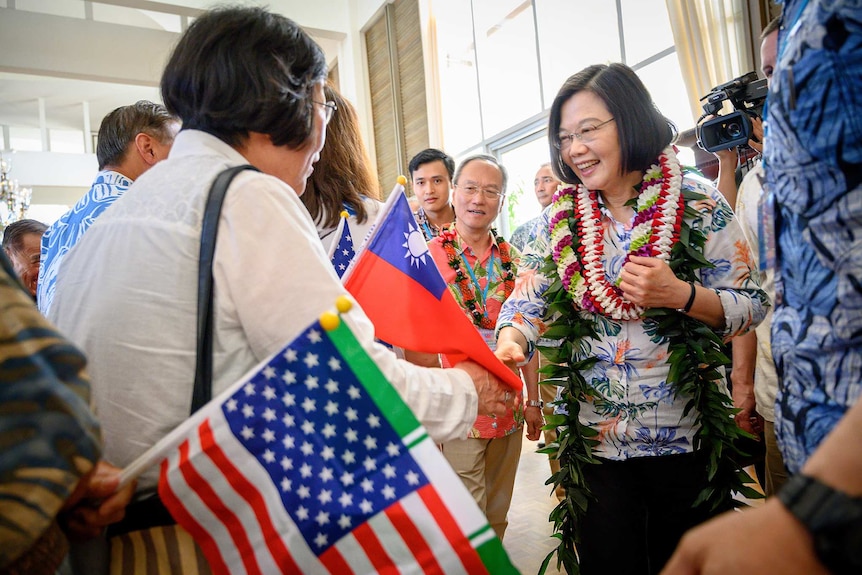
496, 63, 768, 574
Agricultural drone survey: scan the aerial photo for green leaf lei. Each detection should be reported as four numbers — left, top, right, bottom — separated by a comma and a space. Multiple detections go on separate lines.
536, 187, 762, 575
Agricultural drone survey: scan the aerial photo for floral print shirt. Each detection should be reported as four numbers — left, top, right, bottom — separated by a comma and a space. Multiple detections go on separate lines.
497, 174, 768, 459
414, 206, 454, 241
428, 228, 524, 438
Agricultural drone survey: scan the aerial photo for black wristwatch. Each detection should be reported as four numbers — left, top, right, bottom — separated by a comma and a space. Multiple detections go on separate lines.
777, 473, 862, 575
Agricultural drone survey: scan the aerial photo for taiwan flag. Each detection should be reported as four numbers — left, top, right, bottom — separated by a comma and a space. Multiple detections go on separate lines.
341, 185, 522, 391
148, 313, 517, 574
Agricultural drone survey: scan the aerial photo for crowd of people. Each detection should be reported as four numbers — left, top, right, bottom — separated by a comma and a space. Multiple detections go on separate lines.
1, 2, 859, 575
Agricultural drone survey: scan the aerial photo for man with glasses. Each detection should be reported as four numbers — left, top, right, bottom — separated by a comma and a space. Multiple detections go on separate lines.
424, 154, 542, 540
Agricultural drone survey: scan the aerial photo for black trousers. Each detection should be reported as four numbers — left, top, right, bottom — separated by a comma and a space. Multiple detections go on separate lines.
577, 452, 728, 575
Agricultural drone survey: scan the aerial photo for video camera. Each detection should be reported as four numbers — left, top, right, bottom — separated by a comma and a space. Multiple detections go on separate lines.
696, 71, 768, 153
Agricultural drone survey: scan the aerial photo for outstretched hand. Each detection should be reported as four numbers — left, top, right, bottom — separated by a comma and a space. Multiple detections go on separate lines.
495, 340, 525, 373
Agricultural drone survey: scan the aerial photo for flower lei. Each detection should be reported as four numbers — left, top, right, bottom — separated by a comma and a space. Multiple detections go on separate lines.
549, 148, 684, 320
538, 146, 761, 574
441, 228, 515, 329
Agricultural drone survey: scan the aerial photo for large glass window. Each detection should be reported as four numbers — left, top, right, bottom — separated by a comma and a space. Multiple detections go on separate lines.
434, 0, 483, 155
534, 0, 621, 110
636, 54, 692, 136
434, 0, 692, 160
620, 0, 674, 65
472, 0, 542, 138
498, 132, 551, 236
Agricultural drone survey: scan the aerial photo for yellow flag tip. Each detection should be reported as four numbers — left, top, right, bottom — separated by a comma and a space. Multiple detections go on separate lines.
396, 175, 408, 186
340, 210, 349, 218
320, 311, 340, 331
335, 295, 353, 313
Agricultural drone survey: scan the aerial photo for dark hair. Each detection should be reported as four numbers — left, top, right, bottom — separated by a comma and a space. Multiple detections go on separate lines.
161, 6, 327, 149
301, 84, 381, 228
548, 63, 675, 185
408, 148, 455, 180
2, 219, 47, 255
96, 100, 176, 170
453, 154, 508, 194
761, 16, 781, 40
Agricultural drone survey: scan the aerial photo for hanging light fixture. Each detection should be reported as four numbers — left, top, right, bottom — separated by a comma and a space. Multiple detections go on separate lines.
0, 152, 32, 226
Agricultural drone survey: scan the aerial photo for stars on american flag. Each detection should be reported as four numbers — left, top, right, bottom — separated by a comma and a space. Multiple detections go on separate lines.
329, 219, 356, 279
220, 323, 429, 554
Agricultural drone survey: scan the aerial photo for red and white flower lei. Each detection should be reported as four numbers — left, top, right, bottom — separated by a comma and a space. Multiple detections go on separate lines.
549, 146, 684, 320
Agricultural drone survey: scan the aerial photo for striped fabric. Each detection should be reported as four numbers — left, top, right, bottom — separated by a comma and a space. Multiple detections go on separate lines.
154, 315, 517, 574
109, 525, 212, 575
0, 252, 100, 570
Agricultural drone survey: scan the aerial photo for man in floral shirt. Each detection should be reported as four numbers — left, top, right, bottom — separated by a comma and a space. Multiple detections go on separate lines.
424, 154, 542, 540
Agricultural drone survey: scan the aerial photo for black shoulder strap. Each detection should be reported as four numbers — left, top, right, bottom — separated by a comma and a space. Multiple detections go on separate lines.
191, 164, 260, 415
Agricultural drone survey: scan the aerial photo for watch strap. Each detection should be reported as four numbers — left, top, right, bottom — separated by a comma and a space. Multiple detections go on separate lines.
778, 473, 862, 575
779, 474, 862, 530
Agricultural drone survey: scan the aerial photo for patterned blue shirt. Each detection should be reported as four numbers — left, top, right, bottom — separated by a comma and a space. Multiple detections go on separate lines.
766, 1, 862, 473
509, 215, 541, 251
38, 170, 132, 315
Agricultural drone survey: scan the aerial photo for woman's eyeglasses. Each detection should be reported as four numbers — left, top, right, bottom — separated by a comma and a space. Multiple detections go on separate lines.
313, 100, 338, 123
554, 117, 615, 150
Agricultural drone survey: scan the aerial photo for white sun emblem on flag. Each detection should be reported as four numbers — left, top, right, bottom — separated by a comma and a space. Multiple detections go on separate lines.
402, 223, 429, 268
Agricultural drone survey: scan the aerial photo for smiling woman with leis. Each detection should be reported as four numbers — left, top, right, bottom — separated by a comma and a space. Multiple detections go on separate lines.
495, 63, 769, 575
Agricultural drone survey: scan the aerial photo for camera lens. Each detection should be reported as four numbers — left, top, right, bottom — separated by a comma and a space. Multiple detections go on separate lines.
726, 122, 742, 138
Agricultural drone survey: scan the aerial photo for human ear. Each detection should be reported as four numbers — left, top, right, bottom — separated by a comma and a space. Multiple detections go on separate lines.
134, 133, 158, 165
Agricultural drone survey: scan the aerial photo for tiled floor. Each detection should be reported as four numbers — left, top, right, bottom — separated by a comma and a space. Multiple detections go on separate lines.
503, 434, 565, 575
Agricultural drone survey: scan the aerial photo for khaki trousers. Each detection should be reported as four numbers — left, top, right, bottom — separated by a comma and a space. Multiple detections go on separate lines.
440, 431, 522, 540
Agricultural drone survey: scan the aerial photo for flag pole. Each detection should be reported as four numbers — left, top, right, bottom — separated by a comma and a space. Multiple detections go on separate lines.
341, 176, 408, 284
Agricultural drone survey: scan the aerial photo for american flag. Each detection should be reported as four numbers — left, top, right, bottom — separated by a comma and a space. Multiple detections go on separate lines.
156, 315, 517, 574
328, 215, 355, 279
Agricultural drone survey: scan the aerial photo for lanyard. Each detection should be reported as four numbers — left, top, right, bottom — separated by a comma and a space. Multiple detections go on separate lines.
421, 219, 436, 239
463, 249, 497, 317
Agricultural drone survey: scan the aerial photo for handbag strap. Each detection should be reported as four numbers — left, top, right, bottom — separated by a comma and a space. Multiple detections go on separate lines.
191, 164, 260, 415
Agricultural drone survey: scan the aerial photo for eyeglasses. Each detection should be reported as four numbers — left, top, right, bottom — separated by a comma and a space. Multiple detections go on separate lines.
456, 184, 504, 201
313, 100, 338, 123
554, 117, 615, 150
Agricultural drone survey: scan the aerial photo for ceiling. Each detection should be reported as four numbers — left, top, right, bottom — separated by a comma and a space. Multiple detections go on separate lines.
0, 72, 163, 132
0, 0, 341, 139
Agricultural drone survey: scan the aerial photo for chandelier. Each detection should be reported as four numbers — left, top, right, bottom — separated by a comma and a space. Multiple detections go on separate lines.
0, 153, 32, 226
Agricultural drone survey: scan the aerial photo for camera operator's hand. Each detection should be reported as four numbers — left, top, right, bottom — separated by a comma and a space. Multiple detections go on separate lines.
713, 146, 738, 207
748, 116, 764, 153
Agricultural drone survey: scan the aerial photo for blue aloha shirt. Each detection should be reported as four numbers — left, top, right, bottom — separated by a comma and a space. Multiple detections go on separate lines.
496, 174, 768, 460
509, 215, 542, 251
38, 170, 133, 315
766, 0, 862, 473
